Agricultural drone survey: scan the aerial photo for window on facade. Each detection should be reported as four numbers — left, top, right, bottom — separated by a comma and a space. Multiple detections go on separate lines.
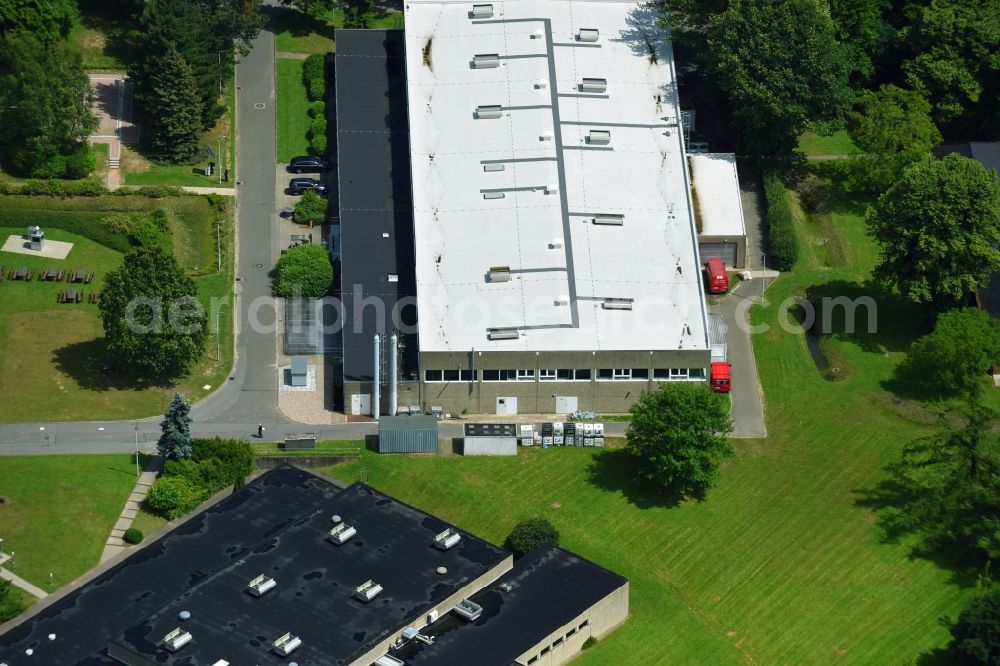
690, 367, 706, 379
516, 369, 535, 381
553, 637, 563, 647
482, 369, 500, 381
528, 658, 537, 665
557, 368, 573, 380
579, 620, 589, 629
540, 369, 557, 381
541, 647, 550, 656
575, 368, 591, 380
443, 369, 460, 381
424, 370, 443, 382
653, 368, 669, 380
499, 369, 516, 381
597, 368, 613, 379
460, 369, 476, 381
632, 368, 649, 379
567, 627, 577, 637
670, 368, 689, 379
612, 368, 631, 380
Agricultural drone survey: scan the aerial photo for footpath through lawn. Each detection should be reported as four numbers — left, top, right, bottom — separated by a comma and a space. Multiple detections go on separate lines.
315, 180, 975, 664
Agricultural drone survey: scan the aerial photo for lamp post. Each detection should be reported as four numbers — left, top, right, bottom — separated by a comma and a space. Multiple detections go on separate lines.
134, 422, 140, 477
759, 250, 766, 305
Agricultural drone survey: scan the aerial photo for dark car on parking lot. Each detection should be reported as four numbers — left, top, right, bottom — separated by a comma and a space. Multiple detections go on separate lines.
288, 156, 331, 173
288, 178, 328, 195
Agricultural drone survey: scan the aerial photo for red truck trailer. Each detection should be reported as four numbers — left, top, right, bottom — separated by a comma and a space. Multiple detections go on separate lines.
710, 361, 732, 392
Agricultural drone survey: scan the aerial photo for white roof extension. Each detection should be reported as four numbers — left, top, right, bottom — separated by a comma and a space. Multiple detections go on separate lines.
689, 153, 747, 238
405, 0, 709, 353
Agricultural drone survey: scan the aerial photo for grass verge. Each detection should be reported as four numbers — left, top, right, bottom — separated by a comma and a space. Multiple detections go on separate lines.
797, 130, 859, 158
0, 455, 140, 590
276, 58, 311, 162
273, 7, 404, 54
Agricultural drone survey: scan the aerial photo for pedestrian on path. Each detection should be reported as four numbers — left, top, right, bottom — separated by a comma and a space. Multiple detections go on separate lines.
257, 424, 265, 439
224, 168, 229, 183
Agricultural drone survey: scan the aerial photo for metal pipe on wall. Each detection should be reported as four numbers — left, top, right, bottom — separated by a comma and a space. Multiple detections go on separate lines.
373, 334, 381, 419
389, 334, 398, 416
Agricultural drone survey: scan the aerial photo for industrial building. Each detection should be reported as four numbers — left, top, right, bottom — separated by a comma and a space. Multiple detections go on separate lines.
336, 0, 724, 417
0, 467, 628, 666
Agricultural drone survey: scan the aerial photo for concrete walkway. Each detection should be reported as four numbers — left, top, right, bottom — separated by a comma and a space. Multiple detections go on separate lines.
0, 554, 48, 599
276, 51, 309, 60
181, 186, 236, 196
100, 456, 163, 562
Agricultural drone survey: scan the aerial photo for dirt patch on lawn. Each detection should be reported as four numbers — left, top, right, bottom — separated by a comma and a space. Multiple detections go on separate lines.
120, 145, 150, 175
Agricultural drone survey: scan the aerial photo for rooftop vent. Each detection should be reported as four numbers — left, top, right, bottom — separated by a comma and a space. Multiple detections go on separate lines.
211, 660, 230, 666
578, 28, 599, 42
470, 3, 493, 18
532, 28, 543, 39
272, 632, 302, 656
355, 579, 383, 602
331, 514, 342, 524
434, 528, 462, 550
487, 327, 519, 341
329, 522, 357, 545
602, 297, 634, 311
535, 79, 548, 89
476, 104, 502, 119
588, 130, 611, 145
554, 295, 569, 306
247, 574, 277, 597
402, 627, 419, 641
593, 213, 624, 226
540, 130, 553, 141
488, 266, 511, 283
580, 78, 607, 93
473, 53, 500, 68
453, 598, 483, 621
162, 628, 192, 652
483, 163, 505, 172
545, 183, 559, 194
498, 582, 514, 592
388, 273, 399, 283
483, 191, 505, 200
550, 238, 564, 249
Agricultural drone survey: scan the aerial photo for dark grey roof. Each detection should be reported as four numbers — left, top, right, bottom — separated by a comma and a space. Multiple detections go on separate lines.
934, 142, 1000, 176
335, 29, 418, 381
464, 423, 518, 437
379, 414, 440, 431
394, 546, 629, 666
0, 467, 507, 666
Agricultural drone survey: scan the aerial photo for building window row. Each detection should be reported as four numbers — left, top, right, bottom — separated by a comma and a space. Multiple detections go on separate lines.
424, 368, 706, 382
526, 620, 590, 664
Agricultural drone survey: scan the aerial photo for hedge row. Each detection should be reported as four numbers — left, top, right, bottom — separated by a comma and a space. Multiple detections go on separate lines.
763, 171, 799, 272
302, 54, 326, 102
0, 207, 132, 253
0, 180, 186, 199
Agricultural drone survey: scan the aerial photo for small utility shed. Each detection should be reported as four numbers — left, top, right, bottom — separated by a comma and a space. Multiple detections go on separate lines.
378, 415, 439, 453
464, 423, 518, 456
708, 313, 727, 362
690, 153, 748, 268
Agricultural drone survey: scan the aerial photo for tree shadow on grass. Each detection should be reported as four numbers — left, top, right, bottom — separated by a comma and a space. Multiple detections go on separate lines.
268, 6, 336, 43
586, 448, 685, 510
915, 647, 954, 665
853, 474, 988, 590
52, 339, 175, 392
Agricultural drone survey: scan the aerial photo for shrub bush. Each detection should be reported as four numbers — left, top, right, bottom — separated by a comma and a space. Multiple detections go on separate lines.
504, 518, 560, 558
582, 637, 597, 650
293, 189, 327, 225
146, 475, 206, 519
308, 101, 326, 119
123, 527, 144, 544
163, 438, 255, 497
274, 243, 334, 298
116, 185, 185, 198
302, 54, 326, 101
763, 171, 799, 272
17, 178, 107, 197
10, 144, 96, 179
63, 144, 97, 179
307, 116, 327, 155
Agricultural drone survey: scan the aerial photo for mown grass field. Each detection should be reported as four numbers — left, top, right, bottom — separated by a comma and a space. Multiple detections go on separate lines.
273, 7, 404, 54
0, 455, 140, 589
312, 178, 984, 663
276, 58, 312, 162
69, 5, 133, 71
0, 195, 234, 422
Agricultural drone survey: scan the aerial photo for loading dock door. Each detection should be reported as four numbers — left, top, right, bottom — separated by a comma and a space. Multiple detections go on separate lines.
351, 394, 372, 416
699, 241, 738, 267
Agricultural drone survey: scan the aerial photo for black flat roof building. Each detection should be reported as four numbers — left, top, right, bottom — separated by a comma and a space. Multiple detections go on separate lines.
335, 29, 418, 382
0, 468, 628, 666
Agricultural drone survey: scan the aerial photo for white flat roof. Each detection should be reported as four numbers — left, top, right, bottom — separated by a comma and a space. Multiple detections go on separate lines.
405, 0, 709, 353
690, 153, 747, 238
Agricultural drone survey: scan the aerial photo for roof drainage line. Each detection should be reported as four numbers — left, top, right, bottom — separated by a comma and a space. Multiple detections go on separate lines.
508, 266, 568, 274
556, 93, 610, 100
480, 157, 558, 164
562, 146, 614, 151
561, 121, 674, 128
551, 42, 602, 48
479, 186, 552, 193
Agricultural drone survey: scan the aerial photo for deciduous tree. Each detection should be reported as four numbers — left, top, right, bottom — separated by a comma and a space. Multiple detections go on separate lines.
950, 587, 1000, 665
505, 518, 560, 558
99, 248, 208, 378
865, 153, 1000, 306
0, 0, 77, 47
273, 243, 333, 298
706, 0, 852, 155
626, 383, 734, 499
899, 308, 1000, 397
846, 84, 940, 194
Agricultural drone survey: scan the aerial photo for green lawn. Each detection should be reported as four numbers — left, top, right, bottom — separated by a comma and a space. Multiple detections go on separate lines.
0, 195, 234, 422
797, 130, 859, 158
0, 455, 140, 590
123, 78, 236, 188
69, 5, 134, 71
273, 7, 404, 54
312, 178, 980, 663
276, 58, 311, 162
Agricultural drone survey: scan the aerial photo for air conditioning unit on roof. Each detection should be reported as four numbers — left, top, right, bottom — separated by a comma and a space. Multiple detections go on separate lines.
329, 522, 357, 545
247, 574, 276, 597
434, 528, 462, 550
162, 628, 192, 652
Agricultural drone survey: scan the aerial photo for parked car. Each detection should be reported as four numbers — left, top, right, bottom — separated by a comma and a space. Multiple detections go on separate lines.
703, 257, 729, 294
710, 362, 732, 392
288, 156, 331, 173
288, 178, 328, 195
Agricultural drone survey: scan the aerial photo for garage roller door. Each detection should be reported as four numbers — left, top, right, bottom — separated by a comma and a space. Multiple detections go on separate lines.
699, 242, 737, 267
